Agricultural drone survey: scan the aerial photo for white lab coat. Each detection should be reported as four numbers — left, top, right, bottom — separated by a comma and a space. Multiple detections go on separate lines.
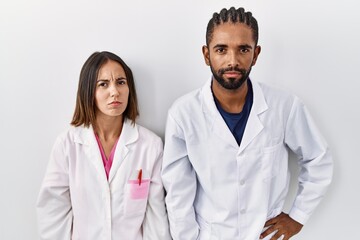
37, 119, 171, 240
161, 79, 333, 240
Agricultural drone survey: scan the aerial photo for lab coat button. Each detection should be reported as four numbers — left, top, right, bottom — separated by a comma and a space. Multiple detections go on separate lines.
239, 180, 245, 185
240, 209, 246, 214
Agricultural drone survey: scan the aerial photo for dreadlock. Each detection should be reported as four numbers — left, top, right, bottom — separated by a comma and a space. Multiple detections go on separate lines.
206, 7, 259, 46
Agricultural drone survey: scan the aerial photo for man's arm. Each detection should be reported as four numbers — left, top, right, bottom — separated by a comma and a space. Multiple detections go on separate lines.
161, 112, 199, 240
262, 97, 333, 239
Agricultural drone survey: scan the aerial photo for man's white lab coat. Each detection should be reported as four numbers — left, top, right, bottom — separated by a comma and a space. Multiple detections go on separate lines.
161, 79, 333, 240
37, 119, 171, 240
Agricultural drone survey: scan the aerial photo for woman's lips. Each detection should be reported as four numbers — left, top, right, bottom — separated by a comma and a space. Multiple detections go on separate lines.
109, 101, 121, 106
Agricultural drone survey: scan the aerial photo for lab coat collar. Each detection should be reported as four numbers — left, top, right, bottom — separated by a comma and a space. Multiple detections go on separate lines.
72, 118, 139, 183
201, 77, 268, 153
109, 119, 139, 182
239, 79, 268, 153
201, 78, 238, 148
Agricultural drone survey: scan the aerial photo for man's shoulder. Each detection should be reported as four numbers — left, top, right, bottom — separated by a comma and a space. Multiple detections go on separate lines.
255, 81, 297, 102
256, 81, 291, 96
253, 80, 303, 116
168, 87, 203, 114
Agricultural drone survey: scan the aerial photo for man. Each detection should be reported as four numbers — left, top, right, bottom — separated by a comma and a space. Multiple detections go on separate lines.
161, 7, 333, 240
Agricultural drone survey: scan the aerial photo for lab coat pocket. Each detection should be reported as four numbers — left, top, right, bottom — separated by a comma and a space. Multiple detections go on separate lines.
261, 142, 282, 181
124, 171, 150, 216
128, 179, 150, 199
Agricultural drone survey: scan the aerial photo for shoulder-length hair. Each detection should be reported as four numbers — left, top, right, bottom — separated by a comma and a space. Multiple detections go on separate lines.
71, 51, 139, 127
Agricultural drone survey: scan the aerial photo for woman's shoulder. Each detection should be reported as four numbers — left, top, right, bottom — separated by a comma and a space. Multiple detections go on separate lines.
54, 125, 91, 146
134, 123, 163, 147
136, 124, 161, 140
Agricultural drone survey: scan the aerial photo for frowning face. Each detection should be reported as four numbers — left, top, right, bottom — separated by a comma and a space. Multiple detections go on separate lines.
95, 60, 129, 120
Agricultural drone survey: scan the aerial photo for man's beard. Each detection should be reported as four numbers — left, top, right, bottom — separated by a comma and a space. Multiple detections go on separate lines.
210, 65, 251, 90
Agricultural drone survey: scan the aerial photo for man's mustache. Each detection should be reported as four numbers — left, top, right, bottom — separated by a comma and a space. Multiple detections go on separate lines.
218, 67, 246, 75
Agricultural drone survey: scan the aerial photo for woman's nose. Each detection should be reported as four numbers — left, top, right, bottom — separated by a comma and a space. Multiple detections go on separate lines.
110, 84, 120, 97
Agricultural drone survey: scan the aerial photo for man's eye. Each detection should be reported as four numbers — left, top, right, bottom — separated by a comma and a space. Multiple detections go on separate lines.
216, 48, 225, 53
240, 48, 249, 53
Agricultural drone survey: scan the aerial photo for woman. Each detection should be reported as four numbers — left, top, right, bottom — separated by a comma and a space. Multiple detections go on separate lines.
36, 51, 171, 240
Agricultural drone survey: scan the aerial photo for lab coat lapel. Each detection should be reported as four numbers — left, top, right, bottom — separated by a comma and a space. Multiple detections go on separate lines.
212, 114, 239, 148
108, 119, 138, 183
202, 79, 239, 149
74, 126, 108, 181
239, 81, 268, 153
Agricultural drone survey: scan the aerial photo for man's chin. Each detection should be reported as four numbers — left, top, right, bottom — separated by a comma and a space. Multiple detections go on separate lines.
222, 78, 246, 90
226, 77, 239, 83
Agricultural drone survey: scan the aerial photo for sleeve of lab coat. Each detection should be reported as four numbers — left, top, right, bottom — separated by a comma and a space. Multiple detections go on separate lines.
285, 97, 333, 225
161, 112, 199, 240
36, 135, 73, 240
143, 138, 172, 240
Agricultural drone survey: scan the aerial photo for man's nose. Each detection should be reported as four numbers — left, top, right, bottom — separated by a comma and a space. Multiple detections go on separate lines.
227, 51, 239, 67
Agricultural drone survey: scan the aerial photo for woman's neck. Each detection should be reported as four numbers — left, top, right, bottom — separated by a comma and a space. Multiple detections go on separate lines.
93, 114, 123, 141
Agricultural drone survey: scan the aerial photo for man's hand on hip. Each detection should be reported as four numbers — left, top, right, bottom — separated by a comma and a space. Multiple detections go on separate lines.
260, 212, 303, 240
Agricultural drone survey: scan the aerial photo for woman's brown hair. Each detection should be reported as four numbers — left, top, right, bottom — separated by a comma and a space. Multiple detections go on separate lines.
71, 51, 139, 127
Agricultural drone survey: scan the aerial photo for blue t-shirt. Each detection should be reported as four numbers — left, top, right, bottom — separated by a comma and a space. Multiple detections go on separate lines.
214, 80, 253, 146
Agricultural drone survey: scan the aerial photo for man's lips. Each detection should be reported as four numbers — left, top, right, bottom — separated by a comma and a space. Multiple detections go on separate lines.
223, 71, 242, 78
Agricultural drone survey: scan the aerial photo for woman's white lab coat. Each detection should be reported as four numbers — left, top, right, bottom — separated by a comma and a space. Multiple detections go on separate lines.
37, 119, 171, 240
161, 79, 333, 240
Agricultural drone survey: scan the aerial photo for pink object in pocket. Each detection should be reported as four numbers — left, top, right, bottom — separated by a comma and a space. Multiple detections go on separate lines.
128, 179, 150, 199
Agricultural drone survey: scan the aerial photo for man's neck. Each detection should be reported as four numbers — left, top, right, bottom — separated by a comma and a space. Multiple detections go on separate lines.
212, 79, 248, 113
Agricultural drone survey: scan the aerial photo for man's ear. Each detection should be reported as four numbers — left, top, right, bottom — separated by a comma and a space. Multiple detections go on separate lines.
251, 45, 261, 66
202, 45, 210, 66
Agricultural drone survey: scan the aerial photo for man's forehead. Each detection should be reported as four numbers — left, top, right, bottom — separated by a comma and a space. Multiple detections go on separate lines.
210, 22, 255, 46
213, 22, 252, 34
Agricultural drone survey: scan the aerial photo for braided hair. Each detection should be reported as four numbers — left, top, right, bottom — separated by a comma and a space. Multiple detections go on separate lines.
206, 7, 259, 46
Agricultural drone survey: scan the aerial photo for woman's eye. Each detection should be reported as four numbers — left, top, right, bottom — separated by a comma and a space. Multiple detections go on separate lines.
118, 80, 127, 85
98, 82, 107, 87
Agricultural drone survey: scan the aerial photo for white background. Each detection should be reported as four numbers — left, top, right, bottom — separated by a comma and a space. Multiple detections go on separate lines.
1, 0, 359, 239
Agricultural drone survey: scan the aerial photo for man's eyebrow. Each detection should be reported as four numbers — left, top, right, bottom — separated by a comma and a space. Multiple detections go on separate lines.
213, 44, 228, 49
213, 44, 253, 49
239, 44, 253, 49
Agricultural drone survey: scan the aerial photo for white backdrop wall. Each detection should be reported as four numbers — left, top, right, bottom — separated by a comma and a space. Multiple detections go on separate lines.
0, 0, 359, 239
